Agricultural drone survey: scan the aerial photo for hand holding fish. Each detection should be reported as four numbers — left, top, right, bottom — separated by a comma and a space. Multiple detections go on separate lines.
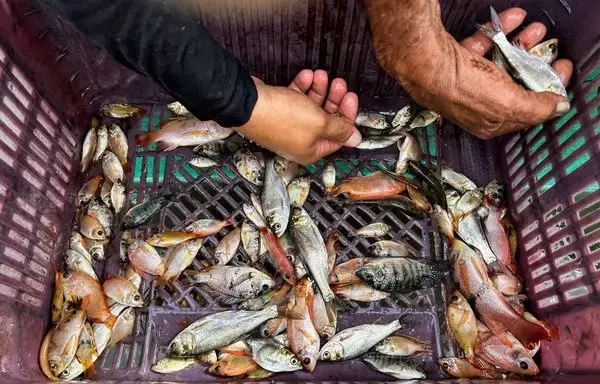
234, 71, 362, 165
364, 1, 573, 139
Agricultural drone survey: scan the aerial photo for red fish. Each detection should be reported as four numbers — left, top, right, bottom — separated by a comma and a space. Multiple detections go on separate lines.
327, 171, 407, 200
451, 240, 557, 350
260, 228, 296, 285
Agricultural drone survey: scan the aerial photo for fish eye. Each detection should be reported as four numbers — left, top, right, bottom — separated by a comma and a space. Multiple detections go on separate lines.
50, 363, 57, 370
262, 329, 270, 337
274, 223, 281, 231
451, 295, 459, 302
62, 368, 69, 376
134, 294, 141, 301
520, 361, 529, 370
214, 365, 221, 372
303, 357, 311, 365
284, 273, 291, 280
261, 284, 270, 292
323, 351, 330, 358
97, 230, 104, 236
442, 362, 449, 369
291, 357, 299, 365
365, 274, 373, 281
549, 43, 557, 51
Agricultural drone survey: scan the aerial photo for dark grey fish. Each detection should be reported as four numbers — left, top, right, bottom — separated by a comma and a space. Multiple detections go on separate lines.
120, 195, 172, 229
356, 257, 449, 293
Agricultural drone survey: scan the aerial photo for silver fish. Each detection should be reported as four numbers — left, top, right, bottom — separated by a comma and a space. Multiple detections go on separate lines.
370, 240, 412, 257
214, 227, 242, 265
168, 305, 279, 356
318, 320, 402, 361
241, 219, 260, 263
100, 179, 113, 208
151, 357, 199, 374
111, 180, 126, 215
452, 189, 483, 222
312, 291, 337, 341
440, 165, 477, 193
189, 156, 218, 169
262, 158, 290, 237
243, 202, 266, 228
395, 133, 422, 174
274, 155, 300, 185
87, 199, 114, 238
362, 352, 426, 380
446, 189, 460, 212
83, 237, 107, 261
260, 317, 287, 338
233, 148, 264, 186
108, 307, 135, 347
107, 124, 129, 165
322, 163, 336, 192
69, 232, 93, 263
410, 109, 439, 130
290, 205, 334, 301
101, 151, 124, 184
167, 101, 191, 116
160, 238, 204, 285
457, 209, 503, 271
477, 7, 566, 97
356, 135, 402, 150
186, 266, 275, 305
278, 231, 307, 279
287, 176, 311, 206
355, 112, 390, 130
529, 39, 559, 65
349, 223, 391, 238
59, 322, 111, 380
76, 175, 103, 207
391, 104, 419, 129
92, 125, 108, 162
247, 338, 302, 372
356, 257, 449, 293
81, 119, 98, 173
250, 193, 264, 218
65, 250, 98, 281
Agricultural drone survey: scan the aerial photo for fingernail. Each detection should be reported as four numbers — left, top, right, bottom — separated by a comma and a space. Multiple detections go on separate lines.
343, 130, 362, 148
555, 101, 570, 117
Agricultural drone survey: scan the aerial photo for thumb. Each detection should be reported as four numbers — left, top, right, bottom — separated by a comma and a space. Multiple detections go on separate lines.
514, 89, 570, 125
323, 116, 362, 147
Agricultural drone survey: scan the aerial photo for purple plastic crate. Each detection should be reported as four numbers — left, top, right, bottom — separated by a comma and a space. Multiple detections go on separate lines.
0, 0, 600, 382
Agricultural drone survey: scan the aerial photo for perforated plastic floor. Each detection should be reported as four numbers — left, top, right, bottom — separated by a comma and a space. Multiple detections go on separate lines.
91, 106, 457, 381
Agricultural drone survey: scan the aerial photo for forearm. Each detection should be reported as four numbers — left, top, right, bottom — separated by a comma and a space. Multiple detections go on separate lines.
363, 0, 451, 84
43, 0, 257, 127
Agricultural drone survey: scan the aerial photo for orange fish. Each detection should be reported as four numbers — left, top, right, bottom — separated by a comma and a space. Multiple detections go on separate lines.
209, 355, 259, 377
288, 278, 319, 372
476, 331, 539, 376
328, 258, 375, 285
332, 282, 390, 302
260, 228, 296, 285
327, 171, 407, 200
490, 272, 522, 296
451, 240, 556, 350
439, 358, 500, 379
62, 271, 116, 328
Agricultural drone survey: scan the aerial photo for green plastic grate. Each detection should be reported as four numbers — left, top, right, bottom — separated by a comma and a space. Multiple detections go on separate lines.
565, 153, 591, 175
573, 181, 599, 202
561, 137, 586, 160
554, 107, 578, 131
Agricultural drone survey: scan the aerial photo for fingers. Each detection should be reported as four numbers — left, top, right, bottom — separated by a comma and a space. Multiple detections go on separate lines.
307, 69, 329, 106
512, 22, 546, 49
461, 7, 527, 56
552, 59, 574, 86
337, 92, 359, 122
322, 116, 362, 147
513, 88, 571, 126
288, 69, 314, 93
323, 78, 348, 113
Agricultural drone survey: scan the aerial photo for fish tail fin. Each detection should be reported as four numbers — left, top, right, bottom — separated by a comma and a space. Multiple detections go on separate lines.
104, 314, 117, 330
475, 23, 498, 40
82, 358, 96, 379
155, 276, 168, 289
226, 216, 238, 227
134, 132, 156, 147
489, 7, 503, 33
324, 186, 339, 198
421, 340, 434, 354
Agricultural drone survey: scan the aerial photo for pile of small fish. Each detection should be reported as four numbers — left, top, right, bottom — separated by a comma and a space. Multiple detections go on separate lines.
40, 105, 155, 381
40, 98, 556, 381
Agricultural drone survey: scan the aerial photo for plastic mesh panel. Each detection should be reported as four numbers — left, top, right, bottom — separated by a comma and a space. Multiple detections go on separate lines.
501, 48, 600, 314
0, 43, 78, 310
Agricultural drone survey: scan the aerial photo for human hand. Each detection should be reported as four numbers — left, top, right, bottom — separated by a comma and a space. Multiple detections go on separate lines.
364, 1, 573, 139
234, 70, 361, 165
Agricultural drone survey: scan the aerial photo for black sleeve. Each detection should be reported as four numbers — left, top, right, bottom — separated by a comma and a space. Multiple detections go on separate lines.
43, 0, 258, 127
